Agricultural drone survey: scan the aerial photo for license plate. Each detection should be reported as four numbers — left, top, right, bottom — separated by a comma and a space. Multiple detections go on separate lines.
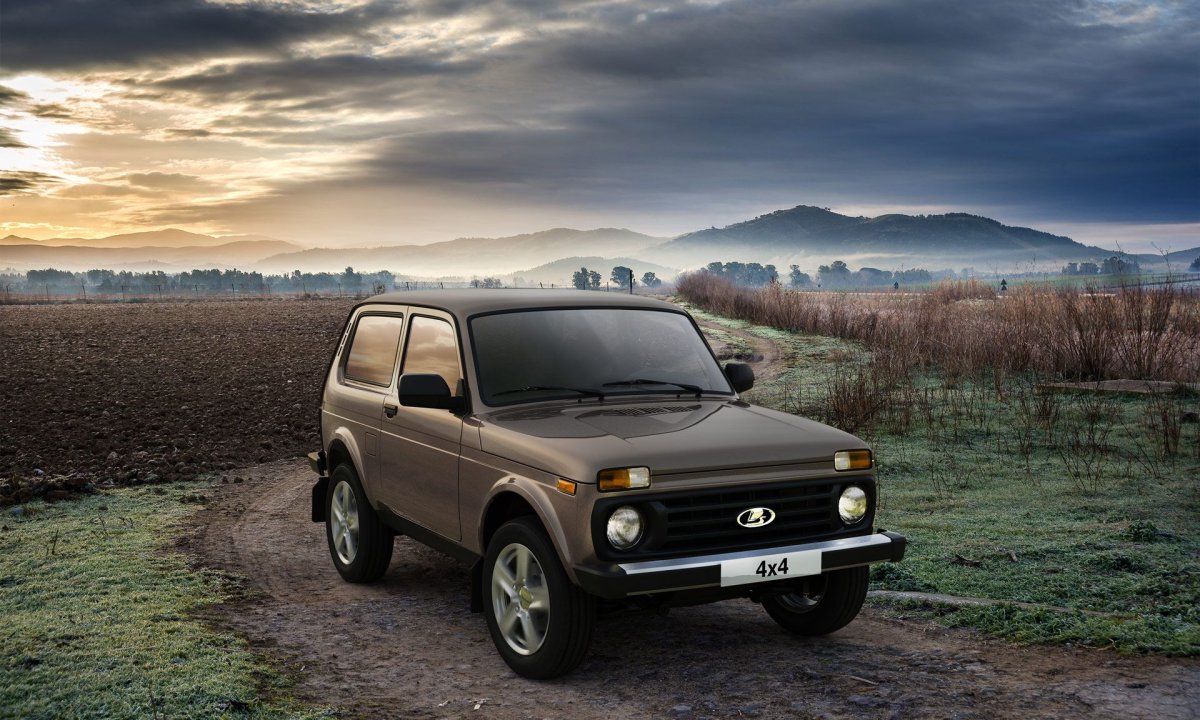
720, 549, 822, 587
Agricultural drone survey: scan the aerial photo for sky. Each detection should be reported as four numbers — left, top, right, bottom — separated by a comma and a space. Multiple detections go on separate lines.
0, 0, 1197, 251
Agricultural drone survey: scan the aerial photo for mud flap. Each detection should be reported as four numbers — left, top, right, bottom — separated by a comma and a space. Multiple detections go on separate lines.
311, 476, 330, 523
470, 559, 483, 613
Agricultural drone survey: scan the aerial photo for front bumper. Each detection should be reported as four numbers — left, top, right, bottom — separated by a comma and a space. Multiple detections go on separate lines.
574, 530, 906, 600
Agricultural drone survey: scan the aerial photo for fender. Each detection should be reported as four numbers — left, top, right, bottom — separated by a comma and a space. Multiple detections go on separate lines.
479, 474, 581, 585
324, 428, 372, 505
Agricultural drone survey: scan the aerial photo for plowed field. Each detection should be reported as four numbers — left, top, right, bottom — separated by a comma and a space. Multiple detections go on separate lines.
0, 299, 354, 503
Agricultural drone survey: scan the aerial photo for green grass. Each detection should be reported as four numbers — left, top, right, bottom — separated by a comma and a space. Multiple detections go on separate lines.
692, 306, 1200, 655
0, 484, 330, 719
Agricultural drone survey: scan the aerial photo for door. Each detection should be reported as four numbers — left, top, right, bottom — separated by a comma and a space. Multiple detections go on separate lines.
330, 311, 405, 494
379, 311, 464, 540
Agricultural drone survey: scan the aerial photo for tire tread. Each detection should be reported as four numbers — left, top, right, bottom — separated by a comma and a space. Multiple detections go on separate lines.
326, 464, 394, 583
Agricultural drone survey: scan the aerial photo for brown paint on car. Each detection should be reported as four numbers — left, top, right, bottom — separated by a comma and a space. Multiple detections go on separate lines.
312, 290, 906, 678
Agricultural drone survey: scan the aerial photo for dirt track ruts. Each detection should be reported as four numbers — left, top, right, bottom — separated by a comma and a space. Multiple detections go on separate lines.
182, 459, 1199, 720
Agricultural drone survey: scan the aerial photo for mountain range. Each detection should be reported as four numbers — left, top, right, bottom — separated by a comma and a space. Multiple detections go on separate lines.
2, 207, 1195, 281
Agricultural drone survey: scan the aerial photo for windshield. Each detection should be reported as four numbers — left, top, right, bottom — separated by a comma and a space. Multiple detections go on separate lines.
470, 308, 733, 406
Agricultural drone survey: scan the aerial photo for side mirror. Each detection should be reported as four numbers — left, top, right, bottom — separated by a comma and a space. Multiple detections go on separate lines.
398, 373, 465, 412
724, 362, 754, 393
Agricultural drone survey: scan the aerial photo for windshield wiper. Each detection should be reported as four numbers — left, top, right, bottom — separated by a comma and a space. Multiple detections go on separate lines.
601, 378, 710, 397
493, 385, 606, 400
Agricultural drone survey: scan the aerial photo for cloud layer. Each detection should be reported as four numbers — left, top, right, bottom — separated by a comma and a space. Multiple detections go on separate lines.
0, 0, 1196, 248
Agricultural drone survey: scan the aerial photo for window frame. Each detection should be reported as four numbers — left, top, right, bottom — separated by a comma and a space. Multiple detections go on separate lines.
340, 311, 406, 390
466, 305, 733, 408
399, 312, 465, 396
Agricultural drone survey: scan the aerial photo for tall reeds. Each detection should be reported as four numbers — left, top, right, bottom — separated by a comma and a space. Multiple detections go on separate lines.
678, 274, 1200, 384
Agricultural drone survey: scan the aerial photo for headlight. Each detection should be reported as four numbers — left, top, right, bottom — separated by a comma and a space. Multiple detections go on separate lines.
834, 450, 872, 471
598, 466, 651, 491
838, 485, 868, 525
606, 506, 644, 550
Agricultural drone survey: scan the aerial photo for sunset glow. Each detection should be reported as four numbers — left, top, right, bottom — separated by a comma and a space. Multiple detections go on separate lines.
0, 0, 1196, 250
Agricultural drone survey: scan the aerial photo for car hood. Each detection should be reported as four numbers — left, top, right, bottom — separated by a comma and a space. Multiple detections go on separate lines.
474, 397, 865, 482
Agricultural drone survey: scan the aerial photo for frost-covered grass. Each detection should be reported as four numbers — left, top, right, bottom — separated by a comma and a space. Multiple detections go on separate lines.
0, 484, 331, 719
692, 307, 1200, 655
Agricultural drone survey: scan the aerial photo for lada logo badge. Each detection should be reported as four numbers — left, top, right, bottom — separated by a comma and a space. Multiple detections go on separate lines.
736, 507, 776, 528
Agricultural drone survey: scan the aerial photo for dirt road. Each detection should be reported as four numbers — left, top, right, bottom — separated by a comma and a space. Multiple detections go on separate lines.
183, 460, 1198, 720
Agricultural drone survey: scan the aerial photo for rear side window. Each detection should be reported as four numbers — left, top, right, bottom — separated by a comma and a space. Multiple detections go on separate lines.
402, 315, 462, 395
343, 314, 404, 386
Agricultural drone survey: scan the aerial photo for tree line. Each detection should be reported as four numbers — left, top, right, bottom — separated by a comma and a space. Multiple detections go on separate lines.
7, 267, 398, 296
696, 260, 935, 289
571, 265, 661, 290
1061, 256, 1141, 276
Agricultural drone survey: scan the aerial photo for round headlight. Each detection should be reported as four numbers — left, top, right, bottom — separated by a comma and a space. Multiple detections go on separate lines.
606, 506, 644, 550
838, 485, 868, 525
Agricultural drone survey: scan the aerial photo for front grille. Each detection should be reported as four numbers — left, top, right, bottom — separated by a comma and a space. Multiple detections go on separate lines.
592, 478, 873, 561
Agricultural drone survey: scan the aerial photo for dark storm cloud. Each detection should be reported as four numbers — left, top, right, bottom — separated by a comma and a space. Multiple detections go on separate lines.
0, 0, 404, 71
0, 171, 60, 194
0, 86, 29, 105
345, 0, 1199, 223
149, 52, 479, 103
0, 129, 28, 148
3, 0, 1195, 235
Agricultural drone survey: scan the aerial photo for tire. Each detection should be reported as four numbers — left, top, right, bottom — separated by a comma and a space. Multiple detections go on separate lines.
325, 463, 394, 583
761, 566, 869, 635
483, 517, 595, 679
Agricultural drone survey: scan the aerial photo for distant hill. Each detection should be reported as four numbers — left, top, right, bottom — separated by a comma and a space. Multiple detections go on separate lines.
644, 206, 1119, 271
512, 256, 679, 287
1133, 246, 1200, 267
0, 238, 302, 272
258, 228, 665, 275
0, 228, 269, 249
3, 213, 1187, 278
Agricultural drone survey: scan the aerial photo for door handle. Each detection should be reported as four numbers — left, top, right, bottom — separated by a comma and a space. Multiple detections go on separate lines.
384, 403, 398, 418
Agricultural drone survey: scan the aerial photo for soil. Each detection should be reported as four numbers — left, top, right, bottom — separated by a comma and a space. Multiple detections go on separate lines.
183, 459, 1199, 720
696, 319, 784, 382
0, 299, 354, 504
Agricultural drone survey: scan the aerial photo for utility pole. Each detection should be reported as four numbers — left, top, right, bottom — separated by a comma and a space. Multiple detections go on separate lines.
629, 268, 634, 294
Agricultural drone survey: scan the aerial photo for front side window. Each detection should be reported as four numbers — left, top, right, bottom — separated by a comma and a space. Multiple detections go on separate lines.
402, 315, 462, 395
470, 308, 731, 405
343, 314, 404, 386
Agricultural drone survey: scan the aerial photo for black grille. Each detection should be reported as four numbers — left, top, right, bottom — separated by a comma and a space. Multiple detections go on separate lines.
592, 478, 873, 561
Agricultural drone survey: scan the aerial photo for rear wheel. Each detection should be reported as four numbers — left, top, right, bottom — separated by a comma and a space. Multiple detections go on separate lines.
483, 517, 595, 679
325, 463, 393, 583
761, 566, 868, 635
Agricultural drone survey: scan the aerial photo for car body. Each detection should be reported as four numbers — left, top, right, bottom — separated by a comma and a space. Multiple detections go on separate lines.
310, 289, 906, 678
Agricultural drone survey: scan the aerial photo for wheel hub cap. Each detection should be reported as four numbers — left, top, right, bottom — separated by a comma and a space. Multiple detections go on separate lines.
329, 480, 360, 565
491, 542, 550, 656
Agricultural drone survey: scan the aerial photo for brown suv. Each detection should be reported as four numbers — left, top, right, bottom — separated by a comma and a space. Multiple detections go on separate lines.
310, 290, 906, 678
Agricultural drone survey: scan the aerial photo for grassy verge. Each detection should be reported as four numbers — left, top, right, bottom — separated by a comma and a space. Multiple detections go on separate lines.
690, 303, 1200, 655
0, 484, 329, 719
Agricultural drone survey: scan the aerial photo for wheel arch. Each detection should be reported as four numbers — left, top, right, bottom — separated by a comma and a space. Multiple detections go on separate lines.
478, 485, 578, 583
324, 429, 370, 500
481, 491, 540, 551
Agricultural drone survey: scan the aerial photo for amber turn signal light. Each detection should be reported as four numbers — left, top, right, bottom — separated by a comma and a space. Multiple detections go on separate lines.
833, 450, 873, 471
556, 479, 577, 495
598, 466, 651, 491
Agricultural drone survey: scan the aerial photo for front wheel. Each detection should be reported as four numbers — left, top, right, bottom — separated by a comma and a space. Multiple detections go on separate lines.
325, 463, 393, 583
483, 517, 595, 679
761, 566, 869, 635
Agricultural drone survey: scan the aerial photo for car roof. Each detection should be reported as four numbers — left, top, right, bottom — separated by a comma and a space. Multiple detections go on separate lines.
357, 289, 681, 319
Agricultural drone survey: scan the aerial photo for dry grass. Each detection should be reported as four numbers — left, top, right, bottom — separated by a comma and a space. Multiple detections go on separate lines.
677, 274, 1200, 384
